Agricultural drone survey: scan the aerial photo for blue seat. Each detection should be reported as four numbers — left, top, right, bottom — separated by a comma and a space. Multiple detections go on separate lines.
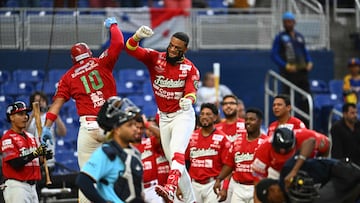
310, 79, 328, 93
15, 95, 30, 105
313, 93, 342, 133
142, 80, 153, 95
118, 69, 148, 83
328, 80, 344, 102
48, 69, 67, 83
142, 101, 158, 118
0, 70, 11, 84
116, 80, 142, 95
128, 95, 145, 107
36, 80, 58, 96
313, 93, 341, 110
13, 69, 45, 83
2, 81, 34, 96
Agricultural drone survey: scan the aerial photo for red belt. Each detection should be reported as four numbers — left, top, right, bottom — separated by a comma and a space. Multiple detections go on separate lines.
85, 116, 97, 121
193, 177, 216, 184
144, 180, 157, 188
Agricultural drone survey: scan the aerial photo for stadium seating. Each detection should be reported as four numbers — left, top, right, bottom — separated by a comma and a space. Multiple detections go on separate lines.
310, 79, 329, 94
2, 81, 35, 96
0, 70, 11, 84
48, 69, 67, 84
313, 93, 342, 133
13, 69, 45, 83
328, 79, 344, 102
118, 68, 148, 83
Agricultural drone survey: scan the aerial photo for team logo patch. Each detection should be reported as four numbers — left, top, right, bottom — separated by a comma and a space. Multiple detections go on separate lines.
179, 64, 191, 71
194, 80, 199, 90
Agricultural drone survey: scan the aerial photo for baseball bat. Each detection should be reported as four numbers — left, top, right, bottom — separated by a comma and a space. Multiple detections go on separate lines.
32, 102, 52, 185
213, 62, 220, 104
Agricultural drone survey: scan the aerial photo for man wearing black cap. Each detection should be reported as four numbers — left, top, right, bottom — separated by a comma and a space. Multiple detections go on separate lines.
1, 101, 52, 203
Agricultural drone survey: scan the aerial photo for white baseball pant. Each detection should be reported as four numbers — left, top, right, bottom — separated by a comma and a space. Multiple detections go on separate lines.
3, 179, 38, 203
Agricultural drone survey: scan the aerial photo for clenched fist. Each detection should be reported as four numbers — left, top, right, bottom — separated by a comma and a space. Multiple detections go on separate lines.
179, 98, 192, 111
134, 25, 154, 41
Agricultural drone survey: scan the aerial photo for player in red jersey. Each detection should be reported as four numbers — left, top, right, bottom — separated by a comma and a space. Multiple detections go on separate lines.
40, 17, 123, 203
185, 103, 231, 202
214, 107, 267, 202
1, 101, 52, 202
133, 115, 164, 203
215, 94, 247, 203
252, 128, 330, 184
267, 94, 306, 137
125, 25, 200, 203
216, 94, 247, 142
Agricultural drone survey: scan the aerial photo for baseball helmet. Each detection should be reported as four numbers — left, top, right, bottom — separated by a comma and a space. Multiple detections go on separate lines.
272, 127, 295, 153
288, 170, 320, 203
70, 42, 92, 64
6, 101, 32, 122
97, 96, 140, 132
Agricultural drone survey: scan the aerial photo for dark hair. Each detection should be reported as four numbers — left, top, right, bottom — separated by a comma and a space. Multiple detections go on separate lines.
342, 103, 357, 113
274, 94, 291, 106
200, 103, 219, 115
172, 32, 189, 47
222, 94, 239, 104
246, 107, 263, 120
29, 91, 48, 105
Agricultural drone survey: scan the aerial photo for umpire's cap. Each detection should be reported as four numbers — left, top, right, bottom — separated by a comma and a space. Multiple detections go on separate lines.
97, 96, 140, 132
272, 127, 295, 154
282, 11, 295, 20
6, 101, 32, 122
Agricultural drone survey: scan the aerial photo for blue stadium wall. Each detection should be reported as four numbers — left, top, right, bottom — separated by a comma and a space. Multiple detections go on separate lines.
0, 49, 334, 112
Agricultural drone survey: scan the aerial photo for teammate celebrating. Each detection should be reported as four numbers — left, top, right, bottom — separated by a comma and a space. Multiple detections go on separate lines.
214, 108, 267, 202
267, 94, 306, 137
40, 17, 123, 203
125, 25, 200, 203
186, 103, 231, 202
76, 96, 144, 203
1, 101, 52, 203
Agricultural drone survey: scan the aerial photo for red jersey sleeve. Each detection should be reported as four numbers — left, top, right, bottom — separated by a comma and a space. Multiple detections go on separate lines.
98, 24, 124, 71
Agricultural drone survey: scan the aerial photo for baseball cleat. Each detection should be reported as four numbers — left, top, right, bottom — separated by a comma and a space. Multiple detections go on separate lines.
155, 184, 176, 203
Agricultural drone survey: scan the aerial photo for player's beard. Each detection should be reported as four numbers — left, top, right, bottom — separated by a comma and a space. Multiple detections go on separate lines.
166, 50, 184, 65
223, 110, 237, 119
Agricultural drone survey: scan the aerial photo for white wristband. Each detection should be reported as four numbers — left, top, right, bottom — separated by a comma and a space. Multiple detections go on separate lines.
298, 154, 307, 161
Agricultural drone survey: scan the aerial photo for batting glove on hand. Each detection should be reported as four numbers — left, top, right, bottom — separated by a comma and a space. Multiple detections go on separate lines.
45, 150, 53, 160
41, 126, 53, 146
104, 17, 117, 29
32, 145, 47, 157
179, 98, 192, 111
134, 25, 154, 41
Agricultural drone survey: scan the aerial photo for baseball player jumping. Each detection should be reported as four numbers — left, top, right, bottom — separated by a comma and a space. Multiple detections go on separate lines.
125, 25, 200, 203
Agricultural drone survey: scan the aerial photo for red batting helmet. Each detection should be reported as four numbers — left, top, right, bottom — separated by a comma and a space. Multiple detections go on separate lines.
70, 42, 92, 64
6, 101, 31, 122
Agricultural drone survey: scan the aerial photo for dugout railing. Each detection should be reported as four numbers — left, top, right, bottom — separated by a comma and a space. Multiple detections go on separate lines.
264, 69, 314, 129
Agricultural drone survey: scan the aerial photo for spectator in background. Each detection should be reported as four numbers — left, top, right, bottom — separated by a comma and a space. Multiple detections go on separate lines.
330, 103, 360, 166
88, 0, 118, 7
26, 91, 66, 169
227, 0, 256, 8
271, 11, 313, 125
267, 94, 306, 137
196, 72, 233, 111
271, 11, 313, 94
343, 57, 360, 104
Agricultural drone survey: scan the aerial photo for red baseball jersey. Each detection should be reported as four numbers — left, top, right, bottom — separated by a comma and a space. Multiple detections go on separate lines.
267, 116, 306, 137
54, 25, 124, 116
215, 118, 247, 142
155, 149, 170, 186
185, 128, 231, 182
252, 128, 329, 181
125, 38, 200, 113
1, 129, 41, 181
224, 133, 267, 184
133, 136, 159, 183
